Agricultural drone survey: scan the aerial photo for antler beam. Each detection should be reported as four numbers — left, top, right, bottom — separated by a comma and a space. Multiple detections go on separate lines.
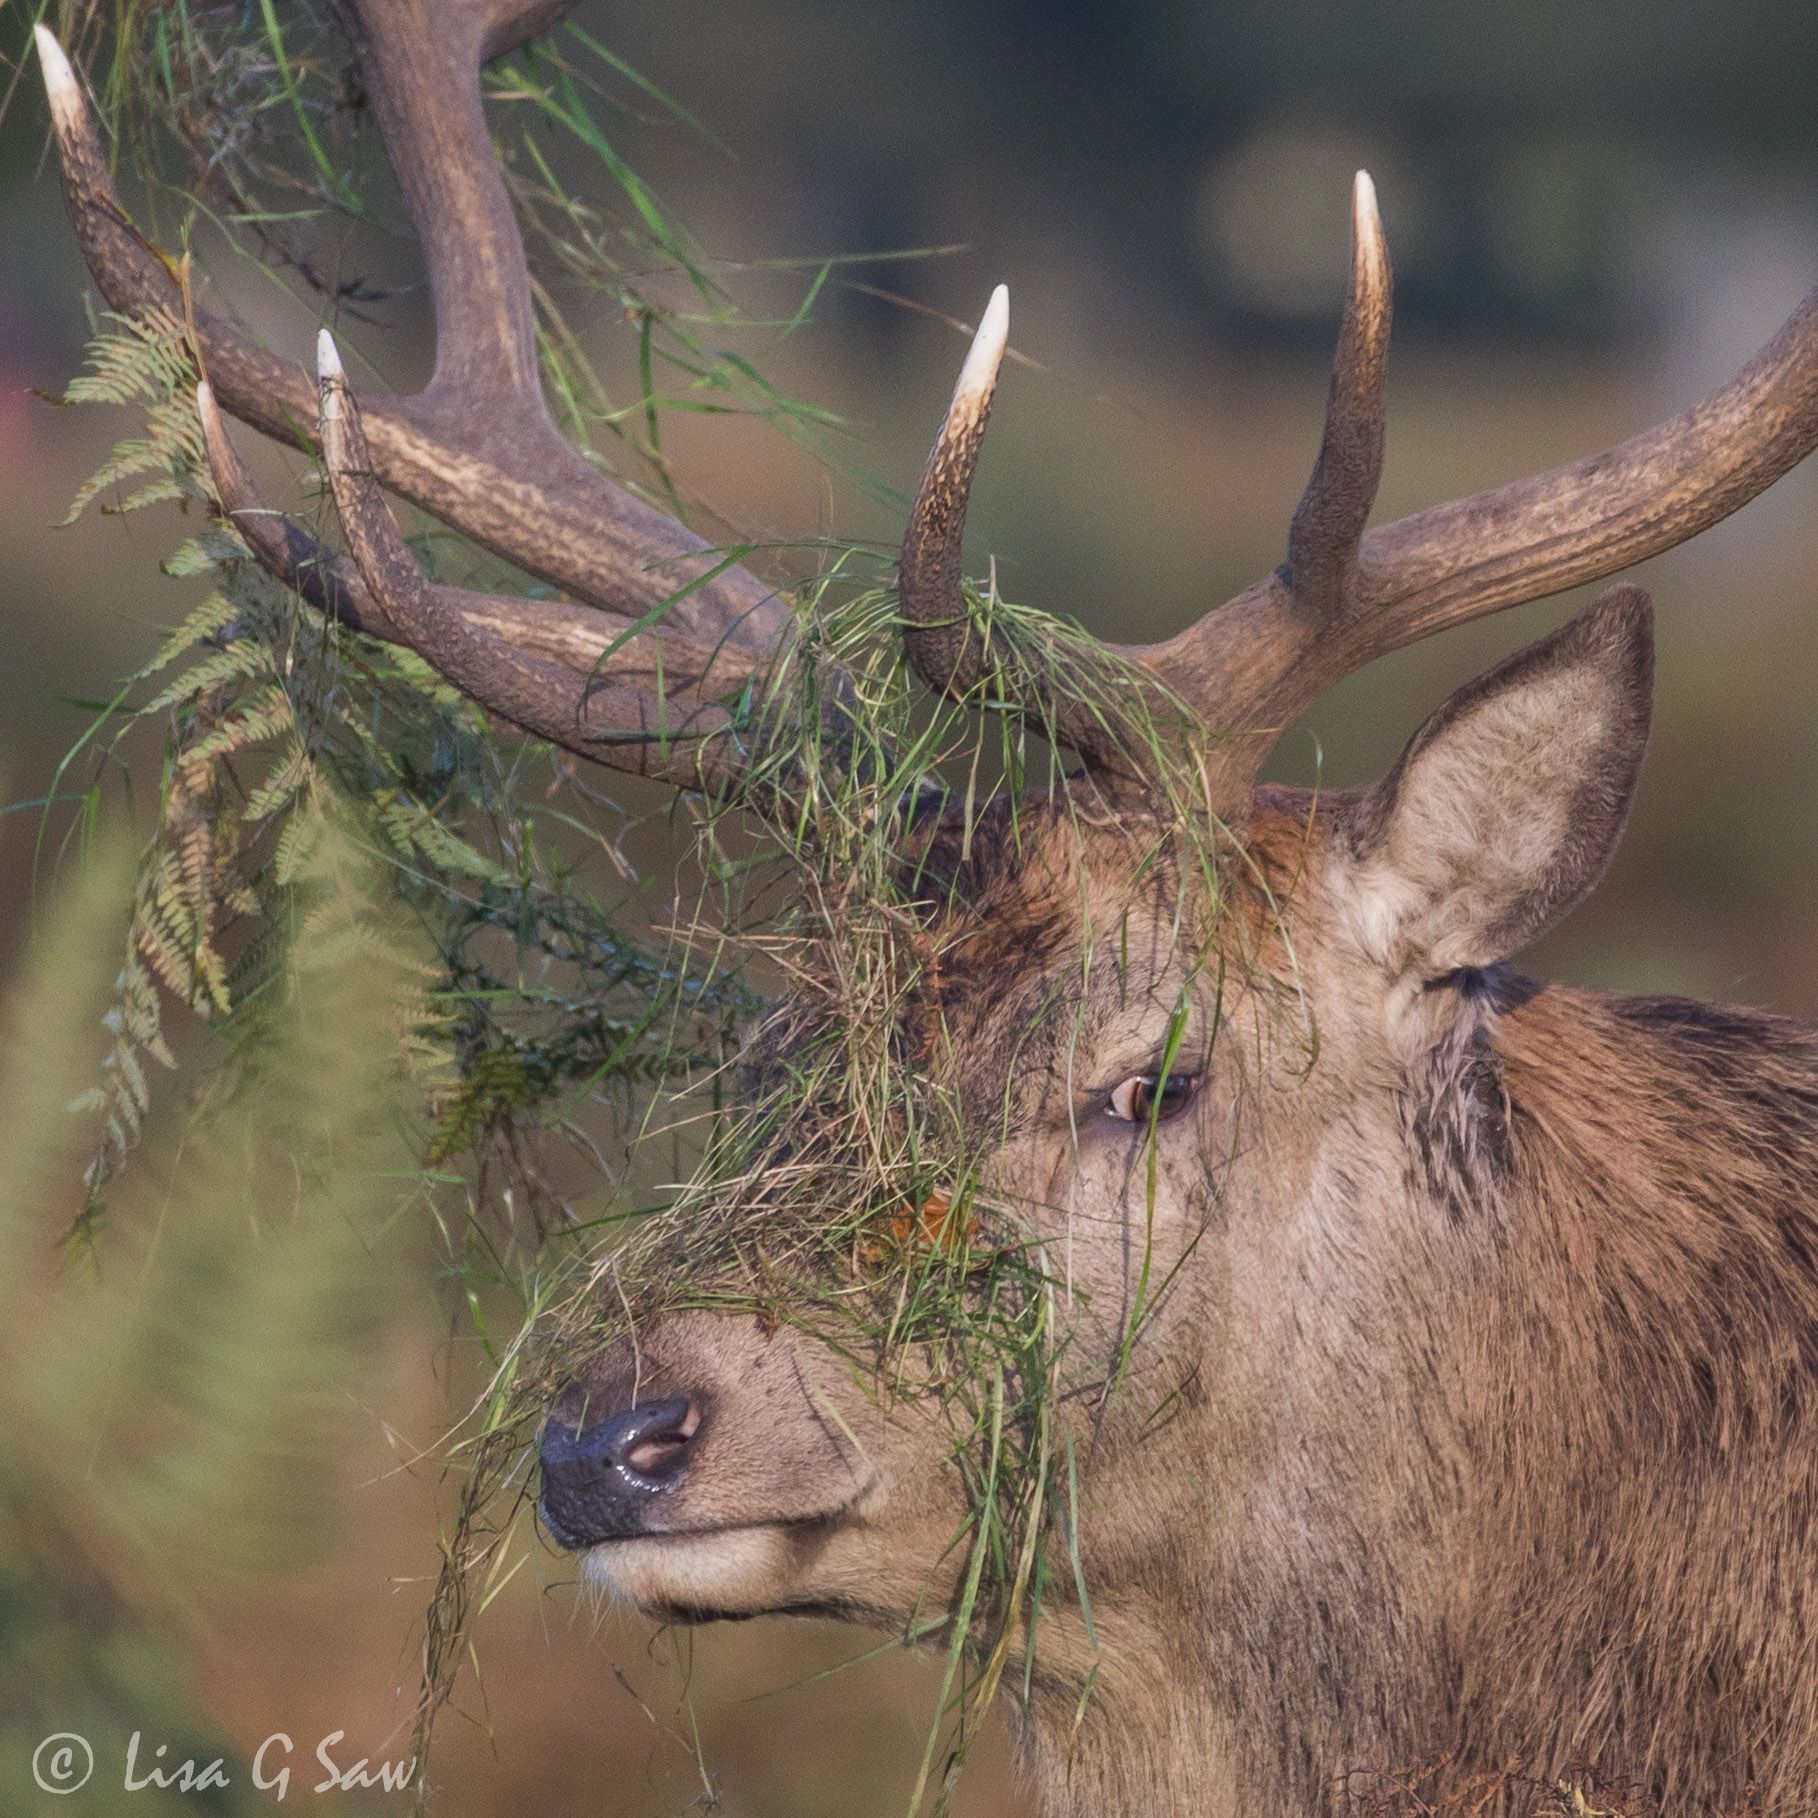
199, 336, 766, 789
323, 0, 548, 422
36, 6, 807, 793
35, 9, 785, 656
1138, 238, 1818, 801
196, 373, 723, 711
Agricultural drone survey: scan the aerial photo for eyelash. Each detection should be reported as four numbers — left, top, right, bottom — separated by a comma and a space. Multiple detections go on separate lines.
1105, 1072, 1198, 1124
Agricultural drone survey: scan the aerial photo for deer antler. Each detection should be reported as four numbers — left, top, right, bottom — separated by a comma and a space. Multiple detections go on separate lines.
36, 7, 785, 790
898, 288, 1170, 772
900, 284, 1008, 698
1282, 171, 1391, 619
906, 174, 1818, 807
46, 5, 1818, 814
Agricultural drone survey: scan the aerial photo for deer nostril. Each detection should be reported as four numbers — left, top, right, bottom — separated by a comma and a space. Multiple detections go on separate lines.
621, 1401, 701, 1480
625, 1434, 685, 1476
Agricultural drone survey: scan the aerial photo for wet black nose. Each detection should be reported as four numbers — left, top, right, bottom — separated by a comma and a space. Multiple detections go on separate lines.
538, 1396, 703, 1548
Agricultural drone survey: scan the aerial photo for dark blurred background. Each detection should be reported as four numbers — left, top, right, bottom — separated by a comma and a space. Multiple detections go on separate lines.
3, 2, 1816, 1813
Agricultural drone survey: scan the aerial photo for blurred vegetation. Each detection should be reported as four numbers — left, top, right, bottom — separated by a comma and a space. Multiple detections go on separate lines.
49, 292, 749, 1236
0, 818, 415, 1811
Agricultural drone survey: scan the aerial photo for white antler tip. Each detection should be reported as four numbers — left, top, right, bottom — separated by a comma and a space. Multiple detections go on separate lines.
34, 25, 80, 120
1351, 172, 1388, 280
316, 328, 345, 383
952, 284, 1010, 415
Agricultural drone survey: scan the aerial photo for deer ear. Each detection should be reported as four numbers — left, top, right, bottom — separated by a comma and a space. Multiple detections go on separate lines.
1342, 585, 1654, 978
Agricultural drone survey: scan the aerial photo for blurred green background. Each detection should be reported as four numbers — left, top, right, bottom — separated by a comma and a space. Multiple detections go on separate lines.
2, 2, 1816, 1813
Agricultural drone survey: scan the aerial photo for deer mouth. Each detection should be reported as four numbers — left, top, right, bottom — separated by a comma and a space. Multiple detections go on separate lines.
541, 1509, 849, 1554
575, 1512, 860, 1622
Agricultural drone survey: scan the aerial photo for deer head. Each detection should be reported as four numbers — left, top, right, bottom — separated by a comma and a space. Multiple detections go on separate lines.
37, 9, 1818, 1812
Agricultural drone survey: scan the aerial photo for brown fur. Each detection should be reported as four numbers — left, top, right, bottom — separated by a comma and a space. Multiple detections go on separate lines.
567, 600, 1818, 1817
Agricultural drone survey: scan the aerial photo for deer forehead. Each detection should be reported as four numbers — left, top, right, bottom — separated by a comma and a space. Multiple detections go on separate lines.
929, 828, 1204, 997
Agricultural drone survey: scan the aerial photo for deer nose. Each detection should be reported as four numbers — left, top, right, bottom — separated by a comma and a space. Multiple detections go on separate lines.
538, 1395, 704, 1548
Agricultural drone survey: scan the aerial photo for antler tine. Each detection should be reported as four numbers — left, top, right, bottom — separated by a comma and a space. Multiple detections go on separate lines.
197, 379, 389, 637
314, 333, 450, 636
1285, 171, 1392, 617
900, 285, 1010, 697
200, 346, 769, 789
307, 333, 755, 789
900, 289, 1190, 778
1124, 187, 1818, 812
205, 371, 610, 752
201, 375, 749, 714
34, 25, 318, 439
34, 15, 787, 658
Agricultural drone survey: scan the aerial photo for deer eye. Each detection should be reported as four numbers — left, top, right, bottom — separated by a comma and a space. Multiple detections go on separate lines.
1106, 1072, 1197, 1125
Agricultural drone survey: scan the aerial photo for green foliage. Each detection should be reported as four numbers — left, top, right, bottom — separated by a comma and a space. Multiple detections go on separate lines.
49, 297, 744, 1242
58, 304, 209, 523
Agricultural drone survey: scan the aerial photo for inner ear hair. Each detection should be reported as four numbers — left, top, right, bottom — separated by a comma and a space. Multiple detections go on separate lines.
1343, 585, 1655, 979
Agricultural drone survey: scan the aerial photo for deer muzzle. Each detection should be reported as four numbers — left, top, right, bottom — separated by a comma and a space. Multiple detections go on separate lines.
538, 1394, 706, 1548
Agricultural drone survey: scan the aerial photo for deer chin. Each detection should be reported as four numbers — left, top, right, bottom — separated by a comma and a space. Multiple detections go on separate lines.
582, 1523, 812, 1622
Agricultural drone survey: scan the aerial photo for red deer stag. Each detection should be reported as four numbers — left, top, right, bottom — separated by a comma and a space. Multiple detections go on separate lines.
34, 8, 1818, 1814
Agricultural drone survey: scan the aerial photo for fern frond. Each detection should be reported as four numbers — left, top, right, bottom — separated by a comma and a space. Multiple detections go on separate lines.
143, 639, 273, 712
61, 313, 205, 526
243, 741, 313, 823
162, 529, 248, 579
177, 681, 295, 764
144, 593, 242, 676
